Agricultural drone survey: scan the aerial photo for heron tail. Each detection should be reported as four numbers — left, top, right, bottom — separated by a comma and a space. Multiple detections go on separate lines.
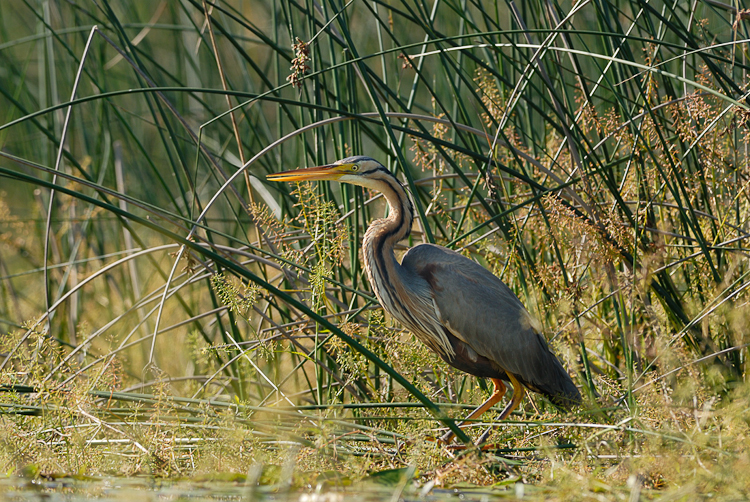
517, 339, 582, 411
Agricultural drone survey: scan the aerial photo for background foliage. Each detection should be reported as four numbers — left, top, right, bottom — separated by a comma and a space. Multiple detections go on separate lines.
1, 0, 750, 497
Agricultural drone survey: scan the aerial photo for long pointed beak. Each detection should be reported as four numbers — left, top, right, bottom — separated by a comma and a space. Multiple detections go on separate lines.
267, 163, 352, 182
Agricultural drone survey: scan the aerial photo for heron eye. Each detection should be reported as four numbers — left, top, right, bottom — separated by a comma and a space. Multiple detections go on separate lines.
352, 165, 359, 172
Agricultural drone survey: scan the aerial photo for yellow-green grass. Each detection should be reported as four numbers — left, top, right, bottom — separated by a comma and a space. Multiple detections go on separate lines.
0, 0, 749, 498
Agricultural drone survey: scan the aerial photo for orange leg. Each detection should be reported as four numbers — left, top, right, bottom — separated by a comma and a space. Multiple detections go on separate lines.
441, 378, 507, 444
475, 373, 526, 445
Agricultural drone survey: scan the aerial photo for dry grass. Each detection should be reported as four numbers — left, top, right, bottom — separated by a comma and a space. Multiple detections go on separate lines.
1, 0, 750, 499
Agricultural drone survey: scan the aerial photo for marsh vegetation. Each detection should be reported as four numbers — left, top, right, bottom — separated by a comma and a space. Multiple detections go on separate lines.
0, 0, 749, 499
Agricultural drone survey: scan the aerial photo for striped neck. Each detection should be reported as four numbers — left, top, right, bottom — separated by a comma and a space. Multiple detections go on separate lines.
358, 169, 454, 358
362, 174, 414, 261
361, 172, 418, 332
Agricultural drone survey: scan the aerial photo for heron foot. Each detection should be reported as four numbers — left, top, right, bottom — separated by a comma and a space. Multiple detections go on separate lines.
474, 382, 527, 445
439, 429, 456, 445
438, 378, 508, 446
475, 425, 494, 445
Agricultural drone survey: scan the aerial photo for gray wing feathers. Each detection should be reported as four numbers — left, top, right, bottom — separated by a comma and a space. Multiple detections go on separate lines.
402, 244, 580, 406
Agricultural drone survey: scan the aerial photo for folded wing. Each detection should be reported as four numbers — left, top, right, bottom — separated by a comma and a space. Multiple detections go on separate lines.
401, 243, 581, 408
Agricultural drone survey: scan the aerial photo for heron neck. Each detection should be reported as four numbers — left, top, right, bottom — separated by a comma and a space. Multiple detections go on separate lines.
362, 176, 414, 308
363, 177, 414, 259
360, 175, 452, 357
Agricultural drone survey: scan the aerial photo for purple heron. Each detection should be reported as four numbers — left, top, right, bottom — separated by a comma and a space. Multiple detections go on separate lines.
268, 156, 581, 444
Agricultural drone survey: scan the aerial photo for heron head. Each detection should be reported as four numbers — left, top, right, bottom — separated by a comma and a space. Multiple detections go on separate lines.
267, 156, 391, 189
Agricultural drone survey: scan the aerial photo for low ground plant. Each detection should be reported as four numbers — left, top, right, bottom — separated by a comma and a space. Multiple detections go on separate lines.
0, 1, 749, 499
